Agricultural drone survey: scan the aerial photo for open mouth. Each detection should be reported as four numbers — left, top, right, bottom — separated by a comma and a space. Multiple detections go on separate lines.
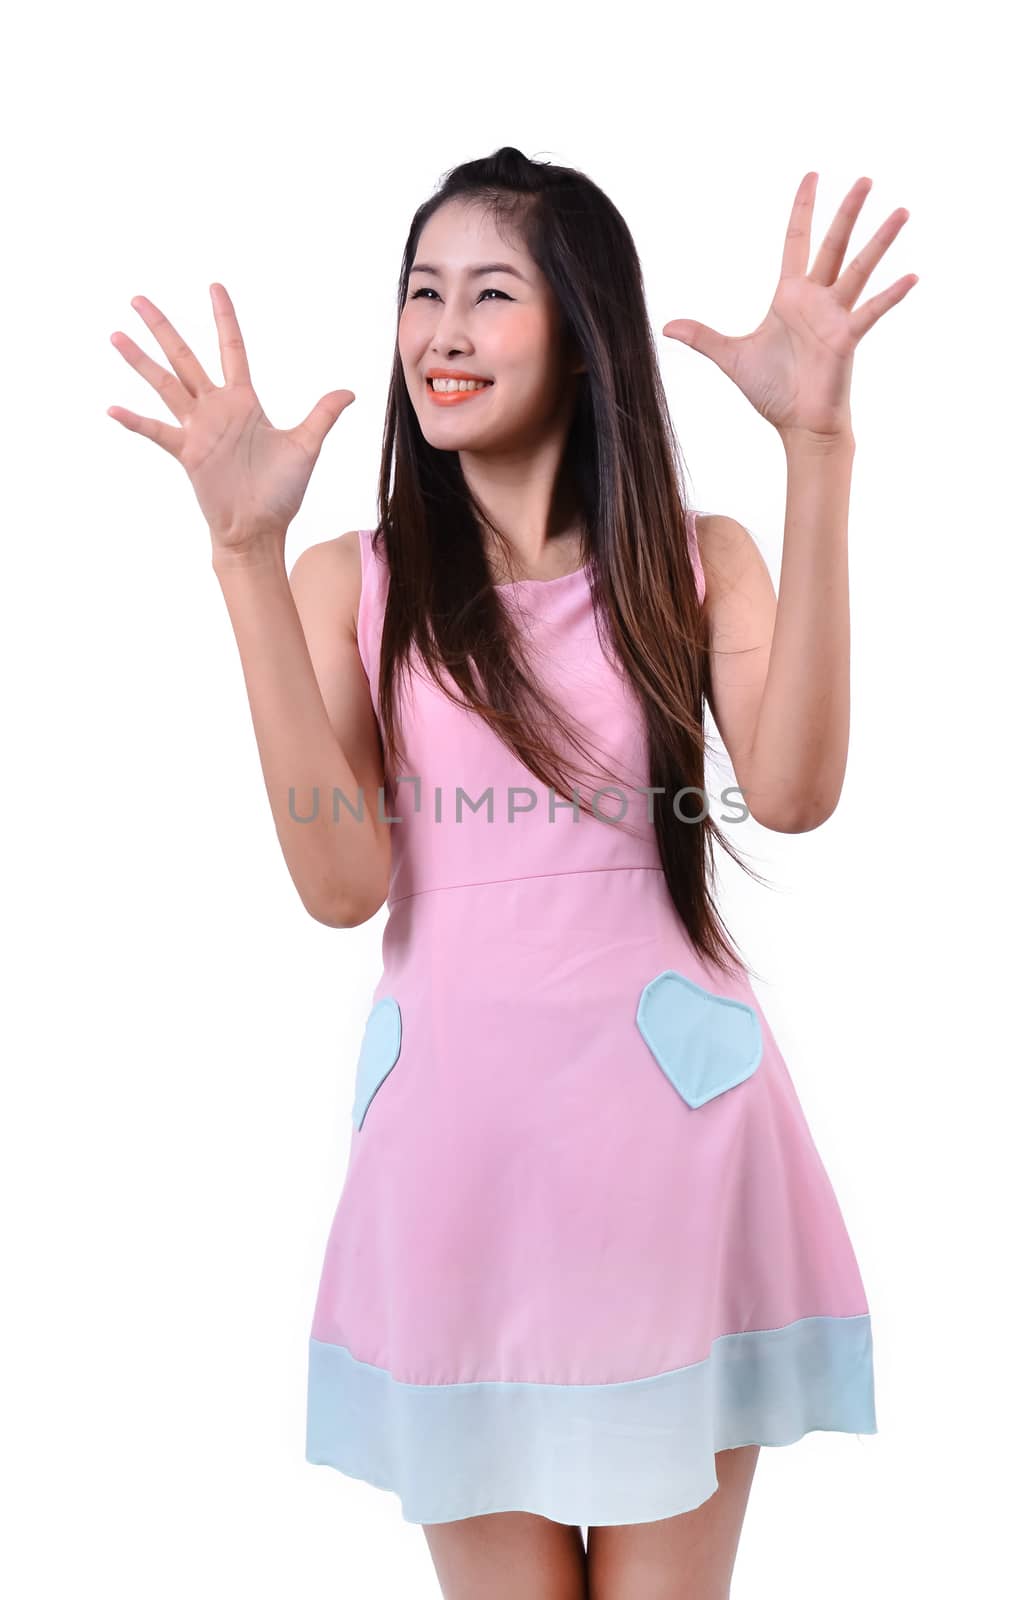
425, 378, 495, 405
426, 378, 494, 391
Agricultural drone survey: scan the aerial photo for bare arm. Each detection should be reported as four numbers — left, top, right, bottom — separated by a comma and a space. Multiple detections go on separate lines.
213, 531, 390, 926
698, 430, 855, 833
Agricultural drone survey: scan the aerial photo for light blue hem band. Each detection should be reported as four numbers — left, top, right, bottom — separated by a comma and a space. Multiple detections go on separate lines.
306, 1313, 877, 1525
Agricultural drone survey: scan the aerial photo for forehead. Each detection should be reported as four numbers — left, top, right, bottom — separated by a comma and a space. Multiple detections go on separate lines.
412, 200, 536, 283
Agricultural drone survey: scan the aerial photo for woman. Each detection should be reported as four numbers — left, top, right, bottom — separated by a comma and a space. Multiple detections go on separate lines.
108, 148, 914, 1599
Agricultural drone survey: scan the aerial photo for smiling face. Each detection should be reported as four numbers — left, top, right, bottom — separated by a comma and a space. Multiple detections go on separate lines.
399, 198, 582, 455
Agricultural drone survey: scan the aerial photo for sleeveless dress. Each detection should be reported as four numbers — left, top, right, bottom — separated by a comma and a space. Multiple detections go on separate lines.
305, 513, 877, 1526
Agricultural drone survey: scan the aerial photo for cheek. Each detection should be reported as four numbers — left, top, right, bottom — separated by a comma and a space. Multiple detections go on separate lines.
397, 305, 427, 351
492, 308, 546, 359
396, 313, 416, 356
396, 322, 423, 389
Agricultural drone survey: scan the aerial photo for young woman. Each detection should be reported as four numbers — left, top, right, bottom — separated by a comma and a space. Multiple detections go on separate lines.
108, 149, 915, 1599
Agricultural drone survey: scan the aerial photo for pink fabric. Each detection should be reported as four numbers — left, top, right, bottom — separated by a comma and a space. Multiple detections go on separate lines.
309, 514, 870, 1386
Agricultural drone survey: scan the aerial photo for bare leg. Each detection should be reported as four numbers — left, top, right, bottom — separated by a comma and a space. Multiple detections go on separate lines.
423, 1511, 589, 1600
586, 1444, 761, 1599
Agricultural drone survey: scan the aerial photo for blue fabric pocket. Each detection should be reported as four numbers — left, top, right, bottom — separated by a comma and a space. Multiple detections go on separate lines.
352, 995, 403, 1130
636, 969, 762, 1108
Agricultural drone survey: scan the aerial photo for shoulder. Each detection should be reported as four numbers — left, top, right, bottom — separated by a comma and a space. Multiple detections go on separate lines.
288, 529, 364, 638
694, 513, 771, 601
694, 512, 753, 558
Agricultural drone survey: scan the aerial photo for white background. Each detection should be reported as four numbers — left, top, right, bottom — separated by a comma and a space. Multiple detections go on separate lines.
4, 1, 1025, 1594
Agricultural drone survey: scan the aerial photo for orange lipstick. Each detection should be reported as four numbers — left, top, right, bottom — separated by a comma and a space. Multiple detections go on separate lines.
425, 369, 495, 407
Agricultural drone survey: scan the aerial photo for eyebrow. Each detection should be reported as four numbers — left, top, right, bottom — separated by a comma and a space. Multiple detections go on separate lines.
409, 261, 531, 283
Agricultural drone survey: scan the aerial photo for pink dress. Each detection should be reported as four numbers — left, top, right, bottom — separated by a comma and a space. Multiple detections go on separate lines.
305, 513, 877, 1526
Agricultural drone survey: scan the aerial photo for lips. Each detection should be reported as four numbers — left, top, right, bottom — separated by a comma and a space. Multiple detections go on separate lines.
425, 377, 494, 408
425, 370, 493, 383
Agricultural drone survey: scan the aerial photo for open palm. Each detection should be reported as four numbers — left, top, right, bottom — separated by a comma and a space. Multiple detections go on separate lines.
663, 172, 917, 439
108, 283, 354, 550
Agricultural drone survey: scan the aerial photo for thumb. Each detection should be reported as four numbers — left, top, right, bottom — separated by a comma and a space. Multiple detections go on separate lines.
663, 320, 735, 374
293, 389, 355, 454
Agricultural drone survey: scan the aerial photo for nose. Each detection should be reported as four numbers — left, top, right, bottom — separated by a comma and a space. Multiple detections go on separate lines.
432, 337, 472, 359
429, 311, 473, 359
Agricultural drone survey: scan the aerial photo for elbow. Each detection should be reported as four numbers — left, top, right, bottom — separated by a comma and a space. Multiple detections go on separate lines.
298, 892, 352, 928
303, 863, 391, 929
343, 889, 389, 927
737, 752, 845, 834
306, 891, 383, 929
748, 792, 840, 834
310, 900, 360, 929
297, 838, 392, 928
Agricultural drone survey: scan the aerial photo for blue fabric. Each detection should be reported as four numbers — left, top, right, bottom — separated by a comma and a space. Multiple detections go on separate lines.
636, 969, 763, 1108
352, 996, 402, 1131
306, 1313, 877, 1525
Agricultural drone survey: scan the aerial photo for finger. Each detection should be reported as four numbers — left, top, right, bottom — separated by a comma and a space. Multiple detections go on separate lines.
663, 320, 738, 377
110, 330, 192, 422
106, 404, 183, 457
130, 294, 216, 397
209, 282, 253, 388
291, 390, 355, 455
780, 171, 818, 280
835, 209, 911, 310
850, 274, 919, 341
809, 175, 873, 287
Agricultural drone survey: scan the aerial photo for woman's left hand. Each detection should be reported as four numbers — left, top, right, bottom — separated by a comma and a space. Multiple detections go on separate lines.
663, 172, 917, 442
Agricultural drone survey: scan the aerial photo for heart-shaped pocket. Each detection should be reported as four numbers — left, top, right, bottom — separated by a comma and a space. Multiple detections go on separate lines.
352, 995, 403, 1130
636, 969, 762, 1109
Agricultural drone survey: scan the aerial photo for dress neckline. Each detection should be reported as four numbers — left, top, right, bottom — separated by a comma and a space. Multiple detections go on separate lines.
494, 563, 588, 591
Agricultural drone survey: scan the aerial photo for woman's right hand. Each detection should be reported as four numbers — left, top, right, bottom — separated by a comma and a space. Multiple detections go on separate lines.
108, 283, 355, 556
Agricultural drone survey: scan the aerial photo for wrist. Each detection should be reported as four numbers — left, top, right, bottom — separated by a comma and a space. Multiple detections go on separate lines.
777, 424, 856, 455
211, 535, 288, 576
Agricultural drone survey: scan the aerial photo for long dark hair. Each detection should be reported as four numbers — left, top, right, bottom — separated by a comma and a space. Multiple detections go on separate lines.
372, 146, 770, 978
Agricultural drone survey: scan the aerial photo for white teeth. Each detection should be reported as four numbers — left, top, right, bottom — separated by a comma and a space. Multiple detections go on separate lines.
430, 378, 491, 393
